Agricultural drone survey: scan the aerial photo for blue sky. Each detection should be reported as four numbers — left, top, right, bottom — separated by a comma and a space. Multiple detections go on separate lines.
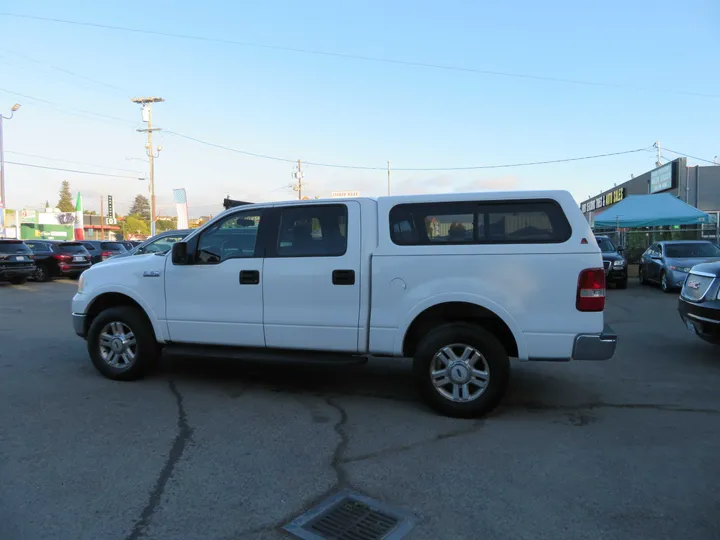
1, 0, 718, 217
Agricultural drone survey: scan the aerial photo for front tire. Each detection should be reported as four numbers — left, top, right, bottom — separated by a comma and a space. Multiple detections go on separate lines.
413, 322, 510, 418
87, 306, 160, 381
661, 271, 672, 293
639, 267, 648, 285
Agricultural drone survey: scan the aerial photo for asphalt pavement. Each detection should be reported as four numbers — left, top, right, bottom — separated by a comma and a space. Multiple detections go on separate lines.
1, 278, 719, 540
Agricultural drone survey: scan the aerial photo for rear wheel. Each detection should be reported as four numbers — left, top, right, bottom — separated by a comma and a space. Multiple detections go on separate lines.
413, 322, 510, 418
34, 265, 52, 282
87, 306, 160, 381
9, 276, 27, 285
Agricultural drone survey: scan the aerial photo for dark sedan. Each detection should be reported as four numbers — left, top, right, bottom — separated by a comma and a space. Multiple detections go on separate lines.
678, 261, 720, 345
596, 235, 627, 289
77, 241, 128, 264
0, 240, 36, 285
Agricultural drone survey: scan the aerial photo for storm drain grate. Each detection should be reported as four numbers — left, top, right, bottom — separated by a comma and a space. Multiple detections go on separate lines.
284, 490, 417, 540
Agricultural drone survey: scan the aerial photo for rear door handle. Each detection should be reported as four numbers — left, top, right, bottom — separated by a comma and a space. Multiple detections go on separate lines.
239, 270, 260, 285
332, 269, 355, 285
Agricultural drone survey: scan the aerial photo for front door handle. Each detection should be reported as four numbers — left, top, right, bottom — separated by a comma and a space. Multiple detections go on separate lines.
332, 269, 355, 285
239, 270, 260, 285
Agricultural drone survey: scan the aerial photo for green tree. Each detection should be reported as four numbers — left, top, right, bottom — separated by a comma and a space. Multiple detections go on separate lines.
57, 181, 74, 212
128, 194, 151, 221
156, 218, 177, 232
124, 214, 150, 236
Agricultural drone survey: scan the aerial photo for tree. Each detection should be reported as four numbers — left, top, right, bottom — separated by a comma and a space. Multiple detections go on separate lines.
128, 194, 151, 221
124, 215, 150, 236
57, 181, 74, 212
156, 218, 177, 232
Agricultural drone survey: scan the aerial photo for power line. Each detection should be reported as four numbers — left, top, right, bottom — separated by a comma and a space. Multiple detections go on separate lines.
4, 161, 143, 179
2, 12, 717, 98
0, 87, 136, 125
166, 130, 652, 171
5, 150, 143, 173
0, 47, 131, 95
662, 148, 718, 166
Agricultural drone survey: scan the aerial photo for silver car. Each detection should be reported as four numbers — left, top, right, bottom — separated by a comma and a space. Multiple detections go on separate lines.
110, 229, 191, 261
639, 240, 720, 292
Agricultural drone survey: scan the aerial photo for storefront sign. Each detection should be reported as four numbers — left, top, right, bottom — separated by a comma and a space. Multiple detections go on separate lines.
581, 187, 624, 214
650, 163, 673, 193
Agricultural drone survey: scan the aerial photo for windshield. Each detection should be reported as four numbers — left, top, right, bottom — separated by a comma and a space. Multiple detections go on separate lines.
596, 237, 616, 253
101, 242, 127, 251
0, 241, 32, 254
665, 243, 720, 258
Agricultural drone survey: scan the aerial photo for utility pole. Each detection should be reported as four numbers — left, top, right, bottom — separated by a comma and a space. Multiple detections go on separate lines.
387, 160, 391, 196
292, 160, 304, 200
0, 103, 21, 238
654, 141, 662, 168
100, 196, 105, 239
132, 97, 164, 236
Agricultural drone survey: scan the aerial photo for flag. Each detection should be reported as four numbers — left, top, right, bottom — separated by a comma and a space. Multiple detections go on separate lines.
74, 192, 84, 240
173, 188, 189, 229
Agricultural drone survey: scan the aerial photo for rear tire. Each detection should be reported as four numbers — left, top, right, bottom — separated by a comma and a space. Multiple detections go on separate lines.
661, 271, 672, 293
34, 265, 52, 282
413, 322, 510, 418
9, 277, 27, 285
638, 267, 648, 285
87, 306, 160, 381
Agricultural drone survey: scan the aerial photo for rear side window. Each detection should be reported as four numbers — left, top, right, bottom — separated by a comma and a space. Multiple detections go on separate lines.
389, 200, 571, 245
274, 204, 347, 257
0, 241, 32, 254
58, 243, 89, 254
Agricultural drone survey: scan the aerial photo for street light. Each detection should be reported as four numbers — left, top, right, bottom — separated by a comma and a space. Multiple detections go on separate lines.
0, 103, 21, 238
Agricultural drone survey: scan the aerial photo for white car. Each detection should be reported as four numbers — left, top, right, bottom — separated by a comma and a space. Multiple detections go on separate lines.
72, 191, 616, 417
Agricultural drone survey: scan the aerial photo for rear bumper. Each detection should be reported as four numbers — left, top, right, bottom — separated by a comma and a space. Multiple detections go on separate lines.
572, 324, 617, 360
0, 265, 36, 279
72, 313, 86, 339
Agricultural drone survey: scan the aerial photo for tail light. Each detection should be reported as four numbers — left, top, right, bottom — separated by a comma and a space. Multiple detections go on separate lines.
101, 251, 113, 259
577, 268, 605, 312
53, 254, 72, 262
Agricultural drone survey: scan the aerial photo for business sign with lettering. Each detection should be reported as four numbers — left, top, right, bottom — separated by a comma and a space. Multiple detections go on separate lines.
581, 187, 625, 214
650, 163, 673, 193
331, 191, 360, 198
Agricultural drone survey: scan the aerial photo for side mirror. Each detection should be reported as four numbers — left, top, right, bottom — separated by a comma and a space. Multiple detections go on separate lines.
171, 242, 189, 265
134, 246, 145, 255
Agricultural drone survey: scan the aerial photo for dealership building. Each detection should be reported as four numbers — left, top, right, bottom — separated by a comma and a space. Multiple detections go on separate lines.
580, 157, 720, 227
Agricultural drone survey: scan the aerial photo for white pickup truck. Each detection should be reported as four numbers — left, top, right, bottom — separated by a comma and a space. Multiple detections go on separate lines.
72, 191, 616, 417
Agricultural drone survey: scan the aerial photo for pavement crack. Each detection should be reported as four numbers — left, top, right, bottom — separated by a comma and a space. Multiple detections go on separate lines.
324, 395, 350, 489
341, 420, 484, 465
124, 380, 193, 540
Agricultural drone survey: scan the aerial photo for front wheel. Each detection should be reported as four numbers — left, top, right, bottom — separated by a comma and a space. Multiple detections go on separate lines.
638, 266, 648, 285
661, 271, 672, 293
413, 322, 510, 418
87, 306, 160, 381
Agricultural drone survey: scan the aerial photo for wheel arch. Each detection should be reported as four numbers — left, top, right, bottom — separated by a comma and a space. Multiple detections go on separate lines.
84, 291, 162, 341
400, 297, 525, 359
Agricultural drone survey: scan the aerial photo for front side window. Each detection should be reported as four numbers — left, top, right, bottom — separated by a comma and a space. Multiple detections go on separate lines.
666, 243, 720, 258
275, 205, 347, 257
196, 211, 263, 264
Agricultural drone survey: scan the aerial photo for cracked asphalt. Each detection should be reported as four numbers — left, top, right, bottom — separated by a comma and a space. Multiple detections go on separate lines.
1, 279, 719, 540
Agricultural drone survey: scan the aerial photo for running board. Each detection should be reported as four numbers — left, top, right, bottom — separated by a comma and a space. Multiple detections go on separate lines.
164, 343, 368, 366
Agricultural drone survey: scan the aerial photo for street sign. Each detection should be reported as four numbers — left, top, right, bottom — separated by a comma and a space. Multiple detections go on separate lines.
331, 191, 359, 198
105, 217, 117, 225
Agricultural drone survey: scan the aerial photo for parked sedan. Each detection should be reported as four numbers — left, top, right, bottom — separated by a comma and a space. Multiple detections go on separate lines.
678, 261, 720, 345
595, 235, 627, 289
0, 240, 36, 285
639, 240, 720, 292
77, 241, 128, 264
25, 240, 92, 281
108, 229, 191, 261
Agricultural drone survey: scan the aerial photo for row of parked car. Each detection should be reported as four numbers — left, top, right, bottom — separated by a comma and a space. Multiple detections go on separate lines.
0, 229, 189, 285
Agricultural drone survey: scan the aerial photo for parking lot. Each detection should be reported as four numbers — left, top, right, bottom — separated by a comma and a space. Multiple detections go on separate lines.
1, 279, 719, 540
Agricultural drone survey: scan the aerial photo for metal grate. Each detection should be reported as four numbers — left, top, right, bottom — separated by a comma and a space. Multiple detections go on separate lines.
284, 490, 416, 540
681, 274, 714, 302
